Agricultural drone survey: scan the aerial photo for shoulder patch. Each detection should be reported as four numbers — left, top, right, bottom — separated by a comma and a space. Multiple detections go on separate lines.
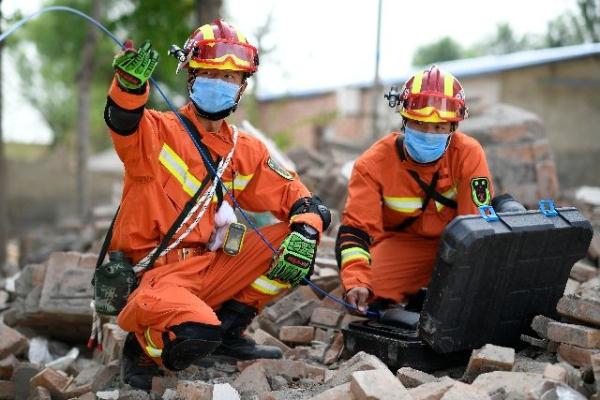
471, 177, 491, 207
267, 157, 294, 181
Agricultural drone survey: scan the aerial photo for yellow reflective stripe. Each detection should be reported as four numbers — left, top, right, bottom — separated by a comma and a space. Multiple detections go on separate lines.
341, 247, 371, 266
211, 174, 254, 202
200, 24, 214, 41
436, 186, 458, 211
159, 144, 202, 197
411, 71, 424, 93
410, 106, 458, 118
384, 196, 422, 213
444, 73, 455, 97
250, 275, 291, 295
144, 328, 162, 358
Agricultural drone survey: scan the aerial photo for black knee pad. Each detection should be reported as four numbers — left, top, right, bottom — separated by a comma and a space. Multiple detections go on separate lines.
161, 322, 222, 371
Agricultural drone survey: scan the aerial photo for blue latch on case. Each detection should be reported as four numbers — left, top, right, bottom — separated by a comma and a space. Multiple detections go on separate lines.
478, 205, 499, 222
539, 199, 558, 217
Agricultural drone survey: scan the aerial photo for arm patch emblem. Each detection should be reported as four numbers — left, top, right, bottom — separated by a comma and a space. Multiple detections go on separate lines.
471, 177, 491, 207
267, 157, 294, 181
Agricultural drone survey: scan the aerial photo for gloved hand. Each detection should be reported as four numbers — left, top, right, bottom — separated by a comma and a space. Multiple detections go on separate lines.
266, 224, 318, 287
112, 40, 159, 90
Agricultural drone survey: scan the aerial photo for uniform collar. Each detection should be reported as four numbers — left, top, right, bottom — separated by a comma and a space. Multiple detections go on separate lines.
180, 103, 233, 158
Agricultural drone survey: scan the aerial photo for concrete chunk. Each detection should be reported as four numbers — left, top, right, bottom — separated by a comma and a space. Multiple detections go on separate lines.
232, 363, 270, 394
570, 260, 598, 282
531, 315, 555, 338
251, 328, 291, 353
440, 382, 491, 400
350, 369, 410, 400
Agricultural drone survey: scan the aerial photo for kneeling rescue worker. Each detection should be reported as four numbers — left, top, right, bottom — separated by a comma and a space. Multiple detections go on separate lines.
337, 65, 494, 314
104, 20, 330, 390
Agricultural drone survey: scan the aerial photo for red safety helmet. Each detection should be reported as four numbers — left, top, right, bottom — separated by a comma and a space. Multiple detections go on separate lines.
397, 65, 467, 123
178, 19, 258, 74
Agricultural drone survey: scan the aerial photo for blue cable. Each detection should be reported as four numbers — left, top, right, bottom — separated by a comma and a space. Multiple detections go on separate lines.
1, 6, 379, 318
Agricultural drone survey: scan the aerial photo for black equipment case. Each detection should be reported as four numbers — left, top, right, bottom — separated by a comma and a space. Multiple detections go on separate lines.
343, 204, 593, 371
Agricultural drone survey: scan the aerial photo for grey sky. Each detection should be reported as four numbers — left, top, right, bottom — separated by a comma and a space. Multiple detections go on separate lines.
1, 0, 576, 143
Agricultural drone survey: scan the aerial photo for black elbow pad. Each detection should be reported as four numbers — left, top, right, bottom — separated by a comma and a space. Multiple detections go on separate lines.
104, 97, 145, 136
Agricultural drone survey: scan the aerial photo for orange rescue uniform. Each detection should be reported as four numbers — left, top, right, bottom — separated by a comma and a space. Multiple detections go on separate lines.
339, 131, 493, 303
106, 79, 322, 359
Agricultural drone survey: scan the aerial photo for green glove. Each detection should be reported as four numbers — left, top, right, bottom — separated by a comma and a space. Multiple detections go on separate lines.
267, 230, 317, 287
112, 40, 159, 90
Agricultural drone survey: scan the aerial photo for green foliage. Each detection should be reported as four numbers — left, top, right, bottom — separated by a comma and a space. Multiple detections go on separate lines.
546, 0, 599, 47
8, 0, 200, 149
412, 37, 463, 66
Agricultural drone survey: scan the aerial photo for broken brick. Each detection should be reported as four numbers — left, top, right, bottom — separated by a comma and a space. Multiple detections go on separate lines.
557, 295, 600, 326
233, 363, 270, 394
464, 344, 515, 383
570, 260, 598, 282
324, 351, 389, 388
531, 315, 555, 339
546, 321, 600, 349
98, 323, 127, 365
0, 324, 28, 359
310, 307, 344, 328
408, 377, 456, 400
323, 332, 344, 365
29, 368, 70, 400
251, 328, 291, 353
557, 343, 600, 368
351, 369, 410, 400
564, 279, 580, 296
279, 326, 315, 344
396, 367, 438, 388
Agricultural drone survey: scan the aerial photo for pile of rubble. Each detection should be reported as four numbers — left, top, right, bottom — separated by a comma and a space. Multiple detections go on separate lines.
0, 192, 598, 398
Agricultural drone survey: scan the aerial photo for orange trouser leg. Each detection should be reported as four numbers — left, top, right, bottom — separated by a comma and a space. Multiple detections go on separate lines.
370, 233, 440, 303
201, 222, 290, 310
116, 222, 290, 360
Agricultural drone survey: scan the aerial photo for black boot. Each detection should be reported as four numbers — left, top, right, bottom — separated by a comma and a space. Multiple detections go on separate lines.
213, 300, 283, 360
121, 333, 162, 391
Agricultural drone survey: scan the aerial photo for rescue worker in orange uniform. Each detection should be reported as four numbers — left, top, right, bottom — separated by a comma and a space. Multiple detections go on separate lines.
337, 66, 494, 314
104, 20, 330, 390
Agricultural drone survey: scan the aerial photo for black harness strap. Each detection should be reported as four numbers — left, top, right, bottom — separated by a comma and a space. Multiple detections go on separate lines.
394, 135, 457, 232
180, 115, 224, 208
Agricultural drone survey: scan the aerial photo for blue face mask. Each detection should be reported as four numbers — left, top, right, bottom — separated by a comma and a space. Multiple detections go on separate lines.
189, 76, 240, 115
403, 126, 450, 163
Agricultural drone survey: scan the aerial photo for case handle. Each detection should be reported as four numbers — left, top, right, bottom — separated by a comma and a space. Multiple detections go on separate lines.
539, 199, 558, 217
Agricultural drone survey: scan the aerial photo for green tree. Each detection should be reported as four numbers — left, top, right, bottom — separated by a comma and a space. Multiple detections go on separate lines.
546, 0, 600, 46
412, 36, 463, 66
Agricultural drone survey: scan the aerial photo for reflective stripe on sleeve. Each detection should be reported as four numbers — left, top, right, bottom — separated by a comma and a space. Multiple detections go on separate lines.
384, 196, 422, 213
250, 275, 291, 296
340, 246, 371, 266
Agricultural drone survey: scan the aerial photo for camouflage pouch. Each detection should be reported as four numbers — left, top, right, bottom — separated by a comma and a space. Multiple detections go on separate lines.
93, 251, 137, 316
